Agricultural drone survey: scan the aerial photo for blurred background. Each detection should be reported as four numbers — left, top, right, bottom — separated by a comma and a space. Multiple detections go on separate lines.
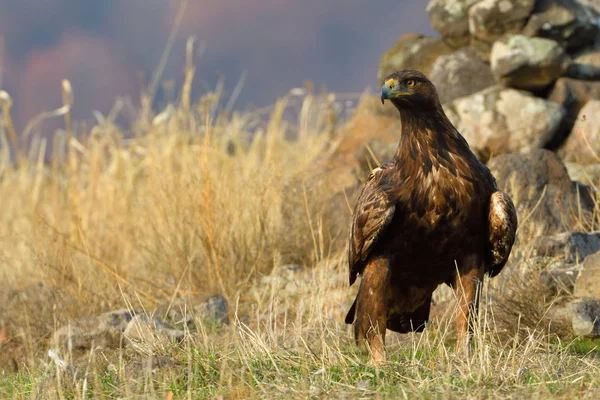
0, 0, 433, 131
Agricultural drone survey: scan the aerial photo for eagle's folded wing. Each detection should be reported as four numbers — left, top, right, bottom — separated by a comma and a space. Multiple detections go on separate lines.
348, 168, 395, 286
485, 190, 518, 278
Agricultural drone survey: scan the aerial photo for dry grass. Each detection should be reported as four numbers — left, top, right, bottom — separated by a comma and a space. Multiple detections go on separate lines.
2, 42, 600, 399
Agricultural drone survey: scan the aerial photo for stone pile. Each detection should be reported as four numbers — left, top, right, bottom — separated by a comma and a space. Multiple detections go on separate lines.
378, 0, 600, 162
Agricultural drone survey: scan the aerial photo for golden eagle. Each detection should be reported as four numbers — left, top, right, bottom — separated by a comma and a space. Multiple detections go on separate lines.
344, 70, 517, 364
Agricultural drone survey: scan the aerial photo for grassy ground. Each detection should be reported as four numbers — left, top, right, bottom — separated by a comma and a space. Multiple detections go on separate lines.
2, 49, 600, 398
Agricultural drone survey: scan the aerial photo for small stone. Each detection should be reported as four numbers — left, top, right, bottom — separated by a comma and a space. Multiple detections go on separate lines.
568, 298, 600, 337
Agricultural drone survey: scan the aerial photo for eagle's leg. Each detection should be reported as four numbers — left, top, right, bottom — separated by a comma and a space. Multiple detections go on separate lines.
354, 257, 391, 365
454, 255, 484, 355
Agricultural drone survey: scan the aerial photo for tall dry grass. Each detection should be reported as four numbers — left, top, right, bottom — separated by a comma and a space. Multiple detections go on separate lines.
1, 36, 600, 398
0, 41, 347, 335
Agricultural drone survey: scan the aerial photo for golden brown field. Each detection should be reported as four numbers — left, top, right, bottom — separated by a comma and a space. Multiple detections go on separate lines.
1, 44, 600, 399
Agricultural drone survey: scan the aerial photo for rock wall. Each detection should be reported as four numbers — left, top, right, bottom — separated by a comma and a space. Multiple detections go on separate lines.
378, 0, 600, 161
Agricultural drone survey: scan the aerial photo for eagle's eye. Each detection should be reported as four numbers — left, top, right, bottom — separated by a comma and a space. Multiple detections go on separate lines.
406, 79, 416, 88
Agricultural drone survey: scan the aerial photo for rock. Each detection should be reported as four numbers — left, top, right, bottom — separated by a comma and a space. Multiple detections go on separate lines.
522, 0, 599, 52
155, 294, 229, 328
565, 162, 600, 185
427, 0, 480, 46
547, 77, 600, 148
53, 317, 110, 352
533, 231, 600, 262
258, 264, 310, 296
574, 48, 600, 68
546, 302, 572, 324
469, 40, 496, 62
430, 47, 496, 104
123, 314, 184, 355
487, 149, 594, 234
192, 294, 229, 325
377, 33, 453, 84
576, 0, 600, 14
566, 48, 600, 79
98, 309, 138, 332
540, 262, 580, 295
469, 0, 537, 42
575, 251, 600, 297
490, 35, 570, 90
52, 309, 138, 351
560, 100, 600, 164
568, 298, 600, 336
446, 86, 565, 159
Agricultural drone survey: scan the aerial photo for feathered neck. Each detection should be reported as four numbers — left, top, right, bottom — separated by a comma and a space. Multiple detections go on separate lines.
393, 105, 463, 161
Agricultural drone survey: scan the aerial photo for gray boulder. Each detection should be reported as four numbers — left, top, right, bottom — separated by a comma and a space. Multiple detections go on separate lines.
568, 298, 600, 336
574, 48, 600, 67
491, 35, 570, 90
52, 309, 138, 351
533, 231, 600, 262
377, 33, 453, 83
576, 0, 600, 14
155, 293, 229, 327
547, 77, 600, 148
427, 0, 480, 46
430, 47, 496, 104
123, 314, 185, 356
257, 264, 310, 296
560, 100, 600, 164
540, 262, 580, 296
469, 0, 537, 42
565, 162, 600, 185
522, 0, 599, 52
446, 86, 565, 159
574, 251, 600, 298
192, 294, 229, 325
487, 149, 594, 234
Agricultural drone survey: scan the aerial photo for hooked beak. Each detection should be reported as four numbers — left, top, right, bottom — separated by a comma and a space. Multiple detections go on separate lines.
381, 78, 397, 104
381, 84, 390, 104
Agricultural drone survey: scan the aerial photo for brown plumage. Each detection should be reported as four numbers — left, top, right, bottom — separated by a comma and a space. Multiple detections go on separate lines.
344, 70, 517, 364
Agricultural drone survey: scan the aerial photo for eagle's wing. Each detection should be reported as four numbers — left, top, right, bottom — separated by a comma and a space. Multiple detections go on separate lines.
485, 190, 518, 278
348, 165, 395, 286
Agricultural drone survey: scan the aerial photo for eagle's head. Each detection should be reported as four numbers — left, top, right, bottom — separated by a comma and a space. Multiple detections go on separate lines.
380, 70, 440, 111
